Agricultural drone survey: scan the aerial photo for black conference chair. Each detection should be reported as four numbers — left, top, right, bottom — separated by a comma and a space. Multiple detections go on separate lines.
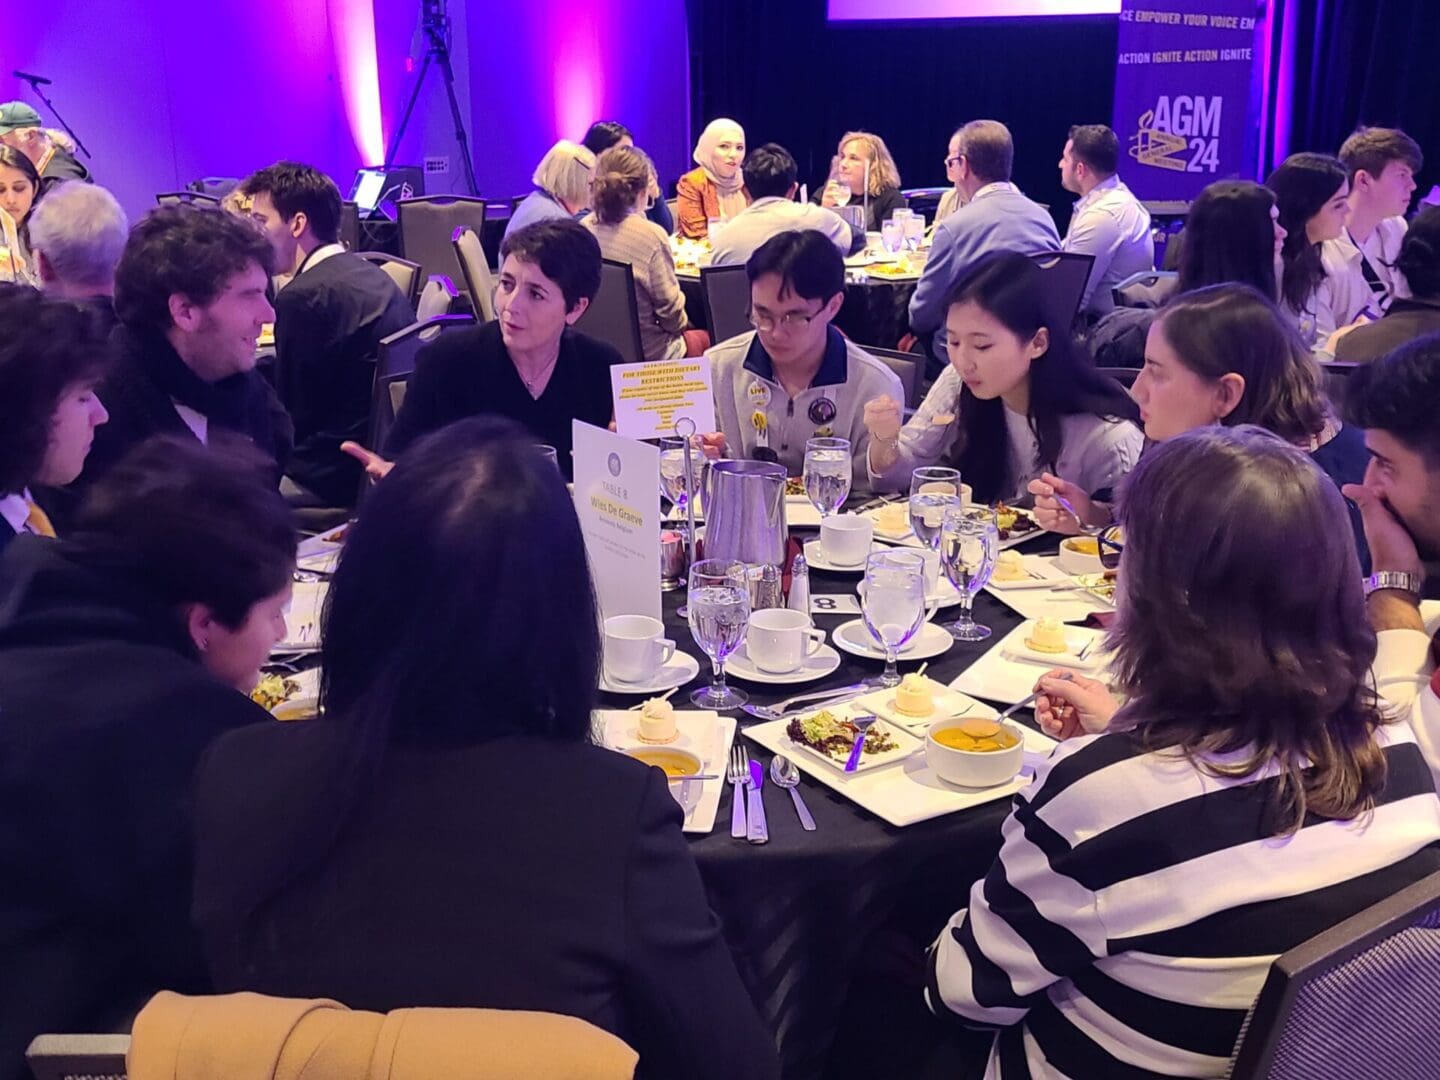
864, 347, 925, 410
574, 258, 644, 364
340, 200, 361, 252
699, 263, 752, 345
1112, 270, 1178, 310
365, 314, 477, 475
416, 274, 460, 321
357, 251, 424, 309
452, 225, 496, 322
1030, 251, 1095, 330
1096, 366, 1139, 390
26, 1034, 129, 1080
396, 195, 487, 290
1227, 871, 1440, 1079
155, 191, 220, 208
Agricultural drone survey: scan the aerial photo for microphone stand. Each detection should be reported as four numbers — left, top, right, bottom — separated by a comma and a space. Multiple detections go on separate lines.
13, 74, 92, 160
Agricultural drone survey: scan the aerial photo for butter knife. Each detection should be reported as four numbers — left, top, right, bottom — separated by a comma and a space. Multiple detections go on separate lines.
746, 759, 769, 844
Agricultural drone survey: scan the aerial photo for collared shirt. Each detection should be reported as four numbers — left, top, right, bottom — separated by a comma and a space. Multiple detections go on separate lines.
708, 326, 903, 491
1062, 175, 1154, 317
1295, 237, 1383, 355
1351, 216, 1410, 307
297, 243, 346, 276
708, 197, 854, 267
0, 491, 33, 537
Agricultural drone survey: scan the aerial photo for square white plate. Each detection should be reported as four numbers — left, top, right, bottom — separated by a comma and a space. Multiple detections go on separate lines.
595, 710, 735, 835
743, 715, 1057, 827
851, 681, 996, 737
777, 702, 920, 773
273, 581, 328, 654
984, 556, 1111, 624
951, 621, 1108, 706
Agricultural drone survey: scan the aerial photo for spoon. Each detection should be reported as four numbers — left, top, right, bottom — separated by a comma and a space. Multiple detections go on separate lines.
769, 755, 816, 831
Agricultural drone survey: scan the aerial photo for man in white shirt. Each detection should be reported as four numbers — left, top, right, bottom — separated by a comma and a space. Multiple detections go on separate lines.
708, 144, 856, 267
1335, 127, 1423, 312
1343, 336, 1440, 786
1058, 124, 1153, 319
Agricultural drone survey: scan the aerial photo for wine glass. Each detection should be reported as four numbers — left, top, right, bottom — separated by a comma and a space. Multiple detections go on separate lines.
658, 436, 707, 516
687, 559, 750, 709
860, 550, 927, 687
908, 467, 962, 551
804, 436, 852, 518
939, 506, 998, 641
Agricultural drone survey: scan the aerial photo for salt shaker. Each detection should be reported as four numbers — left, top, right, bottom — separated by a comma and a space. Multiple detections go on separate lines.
755, 563, 783, 610
787, 552, 810, 618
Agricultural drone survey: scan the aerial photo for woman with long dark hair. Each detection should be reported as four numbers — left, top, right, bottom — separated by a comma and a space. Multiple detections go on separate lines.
0, 145, 41, 283
1267, 152, 1374, 352
866, 251, 1141, 502
193, 418, 779, 1080
931, 425, 1440, 1078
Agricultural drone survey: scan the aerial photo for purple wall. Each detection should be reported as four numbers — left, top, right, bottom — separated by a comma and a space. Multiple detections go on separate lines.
6, 0, 689, 217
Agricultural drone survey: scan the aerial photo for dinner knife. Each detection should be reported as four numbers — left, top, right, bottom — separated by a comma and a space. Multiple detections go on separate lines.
746, 759, 769, 844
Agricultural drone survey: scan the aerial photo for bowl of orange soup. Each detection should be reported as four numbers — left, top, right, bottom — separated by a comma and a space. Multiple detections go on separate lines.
925, 716, 1024, 788
624, 747, 704, 814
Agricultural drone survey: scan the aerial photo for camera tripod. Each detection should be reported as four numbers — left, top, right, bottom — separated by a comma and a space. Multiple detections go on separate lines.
384, 0, 478, 196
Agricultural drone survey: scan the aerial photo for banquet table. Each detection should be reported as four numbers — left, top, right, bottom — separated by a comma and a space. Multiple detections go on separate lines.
596, 529, 1057, 1080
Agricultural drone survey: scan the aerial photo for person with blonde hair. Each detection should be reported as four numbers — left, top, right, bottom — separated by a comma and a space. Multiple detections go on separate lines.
504, 140, 595, 241
676, 118, 750, 239
583, 146, 708, 360
819, 130, 906, 231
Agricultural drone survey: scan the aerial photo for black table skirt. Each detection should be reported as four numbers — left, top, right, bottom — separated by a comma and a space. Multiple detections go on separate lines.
597, 533, 1058, 1079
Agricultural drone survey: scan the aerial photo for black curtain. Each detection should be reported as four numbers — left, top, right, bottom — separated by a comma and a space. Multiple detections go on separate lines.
1264, 0, 1440, 177
683, 0, 1119, 230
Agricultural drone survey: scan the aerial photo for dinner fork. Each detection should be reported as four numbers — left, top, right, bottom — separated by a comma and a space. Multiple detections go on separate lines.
727, 745, 749, 839
741, 681, 876, 722
843, 715, 878, 773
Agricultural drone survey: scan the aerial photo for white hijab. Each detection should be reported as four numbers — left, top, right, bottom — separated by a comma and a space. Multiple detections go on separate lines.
693, 118, 747, 217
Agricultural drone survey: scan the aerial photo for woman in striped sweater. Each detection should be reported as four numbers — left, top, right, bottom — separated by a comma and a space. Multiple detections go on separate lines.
928, 425, 1440, 1079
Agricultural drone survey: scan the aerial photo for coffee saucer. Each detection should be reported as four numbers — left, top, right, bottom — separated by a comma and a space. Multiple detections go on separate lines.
803, 538, 871, 573
725, 643, 843, 685
599, 650, 701, 694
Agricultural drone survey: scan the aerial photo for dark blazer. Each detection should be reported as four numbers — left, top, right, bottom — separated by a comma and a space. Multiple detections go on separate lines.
272, 251, 414, 505
1333, 297, 1440, 363
0, 537, 268, 1080
193, 721, 780, 1080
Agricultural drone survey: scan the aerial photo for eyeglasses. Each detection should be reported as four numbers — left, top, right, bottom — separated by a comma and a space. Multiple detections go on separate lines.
944, 154, 963, 167
748, 308, 822, 333
1097, 525, 1124, 571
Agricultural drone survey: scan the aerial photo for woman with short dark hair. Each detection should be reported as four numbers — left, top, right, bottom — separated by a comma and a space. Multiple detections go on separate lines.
931, 425, 1440, 1079
194, 418, 780, 1080
0, 286, 110, 551
0, 436, 295, 1078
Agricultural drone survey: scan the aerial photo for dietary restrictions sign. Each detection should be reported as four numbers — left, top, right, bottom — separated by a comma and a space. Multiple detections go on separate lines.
1112, 0, 1264, 202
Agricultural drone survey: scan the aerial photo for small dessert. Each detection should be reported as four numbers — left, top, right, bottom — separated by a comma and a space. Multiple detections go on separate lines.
894, 673, 935, 717
1025, 617, 1069, 654
992, 550, 1027, 582
875, 502, 909, 535
637, 697, 679, 744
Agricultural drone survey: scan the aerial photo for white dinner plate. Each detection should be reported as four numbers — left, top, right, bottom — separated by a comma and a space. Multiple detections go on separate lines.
599, 649, 702, 694
725, 642, 843, 685
595, 709, 735, 834
831, 618, 955, 662
273, 580, 328, 654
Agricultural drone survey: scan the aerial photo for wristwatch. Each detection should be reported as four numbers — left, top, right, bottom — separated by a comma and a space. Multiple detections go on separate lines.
1364, 570, 1423, 598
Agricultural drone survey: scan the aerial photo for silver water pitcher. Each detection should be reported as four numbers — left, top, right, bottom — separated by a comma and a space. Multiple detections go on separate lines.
704, 460, 787, 569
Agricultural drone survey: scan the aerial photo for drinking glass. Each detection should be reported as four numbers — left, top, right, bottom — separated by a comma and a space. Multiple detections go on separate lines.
881, 219, 903, 254
658, 436, 707, 515
903, 215, 925, 252
688, 559, 750, 709
939, 506, 998, 641
861, 550, 927, 687
535, 444, 560, 470
804, 437, 852, 518
829, 180, 852, 207
908, 466, 962, 550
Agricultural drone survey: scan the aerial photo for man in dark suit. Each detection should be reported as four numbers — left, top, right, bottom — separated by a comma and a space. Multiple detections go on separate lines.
76, 206, 292, 503
240, 162, 414, 506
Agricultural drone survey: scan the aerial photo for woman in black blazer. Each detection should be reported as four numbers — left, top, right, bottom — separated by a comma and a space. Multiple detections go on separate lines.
193, 418, 780, 1080
0, 438, 297, 1080
0, 285, 110, 554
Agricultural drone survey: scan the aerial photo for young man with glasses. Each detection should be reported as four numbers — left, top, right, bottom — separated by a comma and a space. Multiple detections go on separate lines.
702, 229, 902, 489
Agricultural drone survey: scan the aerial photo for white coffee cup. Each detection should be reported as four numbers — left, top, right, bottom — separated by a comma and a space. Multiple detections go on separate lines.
747, 608, 827, 673
820, 514, 874, 566
603, 614, 676, 683
918, 547, 942, 593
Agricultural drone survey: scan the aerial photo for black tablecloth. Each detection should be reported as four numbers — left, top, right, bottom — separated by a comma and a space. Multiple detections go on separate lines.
597, 533, 1057, 1080
681, 278, 917, 351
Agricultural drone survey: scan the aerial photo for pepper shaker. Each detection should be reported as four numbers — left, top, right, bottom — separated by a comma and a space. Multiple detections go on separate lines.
787, 552, 810, 618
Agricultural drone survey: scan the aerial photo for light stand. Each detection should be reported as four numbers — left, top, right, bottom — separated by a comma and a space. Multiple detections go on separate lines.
384, 0, 478, 196
10, 71, 91, 159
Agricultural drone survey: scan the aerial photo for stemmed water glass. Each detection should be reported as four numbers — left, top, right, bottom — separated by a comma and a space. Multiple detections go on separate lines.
658, 436, 707, 516
860, 549, 927, 687
804, 436, 851, 519
828, 179, 852, 207
908, 466, 962, 553
939, 506, 998, 641
687, 559, 750, 709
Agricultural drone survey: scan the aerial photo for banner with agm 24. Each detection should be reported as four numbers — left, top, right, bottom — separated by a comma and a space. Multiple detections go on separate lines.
1111, 0, 1264, 202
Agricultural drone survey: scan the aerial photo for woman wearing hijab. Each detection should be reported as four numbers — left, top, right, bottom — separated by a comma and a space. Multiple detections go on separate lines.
676, 119, 750, 240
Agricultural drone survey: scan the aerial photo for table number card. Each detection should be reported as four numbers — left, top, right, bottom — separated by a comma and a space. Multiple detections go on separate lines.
572, 421, 662, 622
609, 357, 716, 441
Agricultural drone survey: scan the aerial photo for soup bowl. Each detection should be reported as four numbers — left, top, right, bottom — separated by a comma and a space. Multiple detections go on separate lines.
925, 716, 1024, 788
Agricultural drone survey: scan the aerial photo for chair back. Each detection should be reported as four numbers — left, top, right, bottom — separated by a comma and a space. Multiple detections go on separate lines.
574, 258, 644, 363
25, 1033, 129, 1080
864, 347, 925, 410
340, 199, 360, 252
357, 251, 424, 308
1319, 359, 1363, 408
396, 195, 488, 287
1030, 251, 1095, 330
367, 314, 476, 459
1095, 366, 1140, 390
700, 263, 752, 345
1227, 871, 1440, 1079
154, 191, 220, 208
416, 274, 459, 321
665, 197, 679, 225
1112, 270, 1178, 310
452, 225, 496, 321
